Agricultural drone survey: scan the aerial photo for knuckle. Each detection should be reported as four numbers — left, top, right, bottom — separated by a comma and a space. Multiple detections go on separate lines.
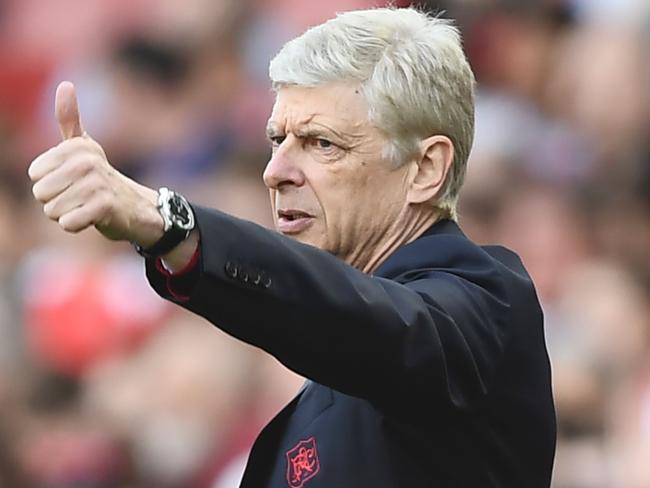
97, 195, 112, 215
87, 172, 106, 194
70, 138, 104, 158
72, 157, 111, 186
28, 158, 48, 182
27, 164, 37, 181
43, 203, 56, 219
75, 157, 95, 177
58, 212, 84, 233
59, 217, 74, 232
31, 183, 43, 202
61, 221, 81, 233
89, 139, 105, 155
78, 170, 97, 192
55, 140, 73, 157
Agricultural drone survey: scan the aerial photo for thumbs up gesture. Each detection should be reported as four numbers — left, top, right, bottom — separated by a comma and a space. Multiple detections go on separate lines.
28, 81, 163, 247
55, 81, 85, 140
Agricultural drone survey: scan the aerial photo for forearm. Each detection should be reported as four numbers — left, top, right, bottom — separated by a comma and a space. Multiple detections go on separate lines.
146, 206, 510, 414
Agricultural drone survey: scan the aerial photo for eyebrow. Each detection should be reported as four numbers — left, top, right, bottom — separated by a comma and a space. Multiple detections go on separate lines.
308, 121, 362, 143
265, 120, 363, 144
294, 126, 338, 140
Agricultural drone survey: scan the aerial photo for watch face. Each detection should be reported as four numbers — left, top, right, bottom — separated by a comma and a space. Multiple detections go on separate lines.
169, 195, 194, 229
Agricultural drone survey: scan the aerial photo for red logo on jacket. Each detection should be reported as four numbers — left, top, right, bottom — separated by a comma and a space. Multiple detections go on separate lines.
286, 436, 320, 487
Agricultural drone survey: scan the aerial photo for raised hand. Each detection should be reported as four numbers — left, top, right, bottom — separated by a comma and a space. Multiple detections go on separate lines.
28, 81, 163, 247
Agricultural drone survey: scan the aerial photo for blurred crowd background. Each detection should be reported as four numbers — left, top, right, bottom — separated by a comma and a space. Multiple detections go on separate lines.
1, 0, 649, 486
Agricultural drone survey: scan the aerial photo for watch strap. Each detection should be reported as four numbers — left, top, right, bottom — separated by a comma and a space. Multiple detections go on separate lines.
135, 187, 195, 259
135, 225, 190, 259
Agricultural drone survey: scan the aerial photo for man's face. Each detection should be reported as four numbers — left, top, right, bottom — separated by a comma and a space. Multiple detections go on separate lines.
263, 83, 412, 265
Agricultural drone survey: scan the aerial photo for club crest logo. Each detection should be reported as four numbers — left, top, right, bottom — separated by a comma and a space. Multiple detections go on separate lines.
286, 436, 320, 487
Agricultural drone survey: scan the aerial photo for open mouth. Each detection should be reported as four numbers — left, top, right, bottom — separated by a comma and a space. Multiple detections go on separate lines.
278, 209, 312, 221
277, 209, 314, 234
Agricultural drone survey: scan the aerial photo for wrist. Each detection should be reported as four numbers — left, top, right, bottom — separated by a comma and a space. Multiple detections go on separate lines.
133, 186, 196, 259
130, 184, 165, 249
159, 229, 200, 272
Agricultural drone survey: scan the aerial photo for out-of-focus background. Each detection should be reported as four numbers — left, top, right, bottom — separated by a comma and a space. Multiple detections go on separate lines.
1, 0, 649, 486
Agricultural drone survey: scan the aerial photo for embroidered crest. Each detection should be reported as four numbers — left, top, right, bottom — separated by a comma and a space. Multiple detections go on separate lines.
286, 436, 320, 488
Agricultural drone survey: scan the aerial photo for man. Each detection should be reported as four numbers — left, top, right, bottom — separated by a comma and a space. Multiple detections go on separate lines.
28, 7, 556, 487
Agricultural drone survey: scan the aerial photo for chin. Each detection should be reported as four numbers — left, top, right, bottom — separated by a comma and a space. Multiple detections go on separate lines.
294, 233, 329, 252
294, 234, 320, 247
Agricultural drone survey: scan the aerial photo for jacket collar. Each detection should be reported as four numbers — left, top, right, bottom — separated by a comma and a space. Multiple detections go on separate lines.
418, 218, 464, 239
373, 218, 466, 279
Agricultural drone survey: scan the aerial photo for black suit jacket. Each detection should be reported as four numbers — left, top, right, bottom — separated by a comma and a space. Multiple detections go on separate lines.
146, 206, 556, 487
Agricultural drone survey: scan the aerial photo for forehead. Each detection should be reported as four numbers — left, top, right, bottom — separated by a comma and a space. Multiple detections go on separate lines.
267, 82, 371, 135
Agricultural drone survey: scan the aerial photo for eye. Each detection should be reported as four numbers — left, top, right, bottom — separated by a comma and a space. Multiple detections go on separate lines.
305, 137, 345, 161
316, 139, 332, 149
309, 138, 337, 151
269, 135, 286, 147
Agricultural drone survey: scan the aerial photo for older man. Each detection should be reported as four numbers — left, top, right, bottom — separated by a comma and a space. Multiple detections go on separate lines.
28, 7, 556, 487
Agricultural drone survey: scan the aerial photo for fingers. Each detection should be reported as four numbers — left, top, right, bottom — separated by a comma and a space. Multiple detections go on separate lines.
58, 198, 111, 233
55, 81, 84, 140
30, 142, 113, 225
28, 137, 103, 183
28, 146, 63, 182
31, 154, 92, 202
41, 173, 97, 219
42, 177, 113, 233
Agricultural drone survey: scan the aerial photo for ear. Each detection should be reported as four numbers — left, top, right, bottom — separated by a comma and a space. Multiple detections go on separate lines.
406, 135, 454, 205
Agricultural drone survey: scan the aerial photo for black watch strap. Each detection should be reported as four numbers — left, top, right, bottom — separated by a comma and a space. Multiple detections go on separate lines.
135, 226, 190, 259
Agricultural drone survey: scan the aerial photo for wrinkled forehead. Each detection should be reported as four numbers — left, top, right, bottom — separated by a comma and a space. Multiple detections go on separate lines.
267, 82, 373, 136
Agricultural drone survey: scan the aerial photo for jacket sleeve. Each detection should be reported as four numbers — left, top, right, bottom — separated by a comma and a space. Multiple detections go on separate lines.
145, 205, 513, 416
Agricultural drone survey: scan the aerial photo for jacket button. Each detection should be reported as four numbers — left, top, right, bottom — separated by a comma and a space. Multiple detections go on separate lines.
224, 261, 238, 278
253, 274, 262, 285
262, 275, 272, 288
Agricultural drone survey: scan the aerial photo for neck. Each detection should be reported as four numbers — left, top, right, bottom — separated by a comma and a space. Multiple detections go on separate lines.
350, 208, 441, 274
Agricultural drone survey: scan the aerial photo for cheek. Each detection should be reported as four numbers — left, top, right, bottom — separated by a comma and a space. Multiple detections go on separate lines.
311, 161, 386, 230
356, 170, 406, 220
330, 178, 378, 237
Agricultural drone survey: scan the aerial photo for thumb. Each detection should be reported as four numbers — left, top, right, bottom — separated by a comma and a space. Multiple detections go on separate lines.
55, 81, 84, 140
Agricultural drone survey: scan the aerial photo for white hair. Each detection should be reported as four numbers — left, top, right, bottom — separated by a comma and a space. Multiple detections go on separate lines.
269, 7, 475, 220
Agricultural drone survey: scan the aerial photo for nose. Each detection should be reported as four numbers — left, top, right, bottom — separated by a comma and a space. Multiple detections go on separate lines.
263, 136, 305, 190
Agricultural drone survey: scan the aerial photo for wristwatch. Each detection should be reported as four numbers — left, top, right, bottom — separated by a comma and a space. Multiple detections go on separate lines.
135, 187, 195, 258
